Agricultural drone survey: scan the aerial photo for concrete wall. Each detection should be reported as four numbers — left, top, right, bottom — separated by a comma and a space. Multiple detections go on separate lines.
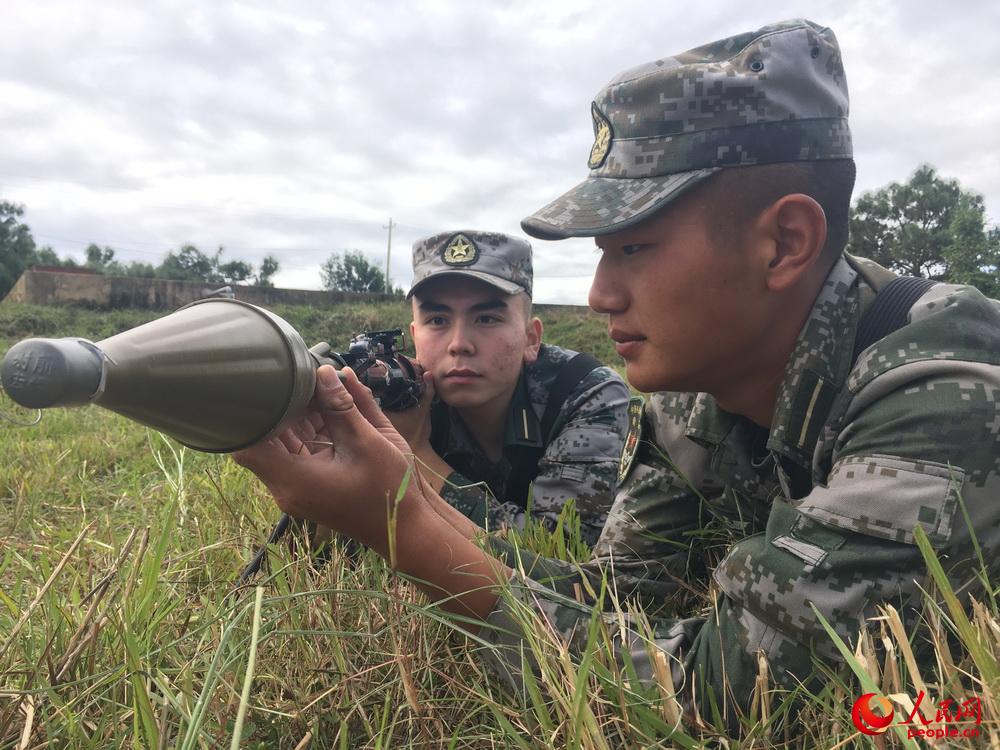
3, 269, 404, 310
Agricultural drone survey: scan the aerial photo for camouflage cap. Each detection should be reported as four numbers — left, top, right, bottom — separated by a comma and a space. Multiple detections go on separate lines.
521, 19, 852, 240
408, 231, 533, 299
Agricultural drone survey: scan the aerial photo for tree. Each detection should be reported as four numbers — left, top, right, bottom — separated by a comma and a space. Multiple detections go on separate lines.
943, 200, 1000, 298
122, 261, 157, 278
156, 244, 218, 282
154, 244, 271, 285
217, 259, 254, 284
0, 203, 273, 291
85, 244, 124, 275
209, 246, 257, 284
0, 201, 38, 298
320, 250, 396, 294
33, 246, 79, 270
255, 254, 279, 287
848, 165, 1000, 296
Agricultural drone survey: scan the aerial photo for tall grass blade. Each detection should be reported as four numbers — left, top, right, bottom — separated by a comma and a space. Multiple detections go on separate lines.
230, 586, 265, 750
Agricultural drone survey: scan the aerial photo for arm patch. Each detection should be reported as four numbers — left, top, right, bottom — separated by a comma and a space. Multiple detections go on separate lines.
618, 396, 645, 484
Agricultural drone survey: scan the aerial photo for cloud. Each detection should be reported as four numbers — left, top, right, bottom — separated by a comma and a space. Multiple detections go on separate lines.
2, 0, 998, 303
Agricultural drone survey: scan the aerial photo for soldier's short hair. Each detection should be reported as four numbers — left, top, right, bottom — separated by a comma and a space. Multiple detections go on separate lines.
704, 160, 857, 263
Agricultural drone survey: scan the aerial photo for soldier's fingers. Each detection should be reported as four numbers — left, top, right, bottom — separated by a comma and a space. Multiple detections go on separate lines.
306, 409, 325, 434
420, 371, 436, 407
342, 368, 394, 431
294, 418, 323, 453
278, 428, 306, 455
232, 438, 288, 481
285, 419, 306, 442
314, 366, 371, 439
294, 419, 316, 442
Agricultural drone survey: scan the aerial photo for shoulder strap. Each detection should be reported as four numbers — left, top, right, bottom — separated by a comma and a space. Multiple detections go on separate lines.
539, 352, 602, 443
506, 351, 602, 510
852, 275, 937, 363
428, 398, 451, 456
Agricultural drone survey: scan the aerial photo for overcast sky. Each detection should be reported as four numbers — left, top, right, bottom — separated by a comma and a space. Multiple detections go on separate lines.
4, 1, 999, 303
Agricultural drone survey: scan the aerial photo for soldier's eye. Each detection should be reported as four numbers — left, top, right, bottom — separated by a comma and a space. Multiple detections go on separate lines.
621, 244, 648, 256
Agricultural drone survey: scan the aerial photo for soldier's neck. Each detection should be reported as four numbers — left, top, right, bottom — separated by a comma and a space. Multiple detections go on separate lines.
714, 373, 783, 429
714, 280, 821, 429
456, 386, 517, 464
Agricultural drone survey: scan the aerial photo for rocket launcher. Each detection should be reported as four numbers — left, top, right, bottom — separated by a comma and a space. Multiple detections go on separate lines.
1, 298, 424, 452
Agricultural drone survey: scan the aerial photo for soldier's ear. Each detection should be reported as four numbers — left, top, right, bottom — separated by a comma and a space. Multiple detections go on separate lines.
755, 193, 827, 292
523, 317, 543, 364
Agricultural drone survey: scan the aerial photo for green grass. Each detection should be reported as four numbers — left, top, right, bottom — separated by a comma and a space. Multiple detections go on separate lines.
0, 303, 996, 748
0, 301, 616, 364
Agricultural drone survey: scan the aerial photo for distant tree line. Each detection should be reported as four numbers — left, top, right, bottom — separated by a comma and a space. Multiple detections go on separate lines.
313, 168, 1000, 298
320, 250, 403, 296
0, 200, 279, 298
4, 165, 995, 302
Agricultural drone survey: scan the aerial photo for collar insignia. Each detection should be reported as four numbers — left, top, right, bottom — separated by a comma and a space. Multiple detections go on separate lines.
618, 396, 644, 484
442, 233, 479, 266
588, 102, 613, 169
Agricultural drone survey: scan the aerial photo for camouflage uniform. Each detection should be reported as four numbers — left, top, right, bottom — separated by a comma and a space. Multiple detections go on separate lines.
483, 254, 1000, 717
408, 230, 630, 546
478, 18, 1000, 725
432, 343, 630, 546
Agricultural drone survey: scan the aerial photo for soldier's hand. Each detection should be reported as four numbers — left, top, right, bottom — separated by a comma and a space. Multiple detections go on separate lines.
232, 366, 421, 549
387, 369, 436, 452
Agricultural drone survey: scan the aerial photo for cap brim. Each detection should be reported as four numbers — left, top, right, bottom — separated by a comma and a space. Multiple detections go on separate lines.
520, 168, 720, 240
407, 269, 525, 299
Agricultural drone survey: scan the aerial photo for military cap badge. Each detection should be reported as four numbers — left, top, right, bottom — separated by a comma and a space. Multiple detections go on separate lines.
442, 233, 479, 266
588, 103, 613, 169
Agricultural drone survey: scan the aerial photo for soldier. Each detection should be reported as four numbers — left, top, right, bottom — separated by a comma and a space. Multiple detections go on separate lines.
233, 18, 1000, 730
395, 230, 631, 546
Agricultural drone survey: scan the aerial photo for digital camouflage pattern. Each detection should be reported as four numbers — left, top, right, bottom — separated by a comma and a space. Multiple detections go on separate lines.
409, 230, 533, 298
483, 255, 1000, 724
434, 343, 630, 546
521, 19, 852, 240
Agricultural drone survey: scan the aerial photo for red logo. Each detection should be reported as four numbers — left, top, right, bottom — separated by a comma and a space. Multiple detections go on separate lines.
852, 693, 894, 735
851, 691, 982, 740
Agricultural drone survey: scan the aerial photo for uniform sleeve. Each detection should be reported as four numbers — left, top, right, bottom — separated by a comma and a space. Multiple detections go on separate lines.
437, 471, 556, 534
437, 472, 496, 528
483, 392, 727, 611
525, 366, 631, 546
480, 360, 1000, 725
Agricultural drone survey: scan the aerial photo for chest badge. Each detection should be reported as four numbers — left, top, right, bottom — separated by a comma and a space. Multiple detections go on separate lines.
618, 396, 644, 484
442, 234, 479, 266
588, 102, 613, 169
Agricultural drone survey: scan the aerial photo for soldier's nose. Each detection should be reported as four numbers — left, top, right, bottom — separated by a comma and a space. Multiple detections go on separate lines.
447, 327, 475, 355
589, 256, 628, 314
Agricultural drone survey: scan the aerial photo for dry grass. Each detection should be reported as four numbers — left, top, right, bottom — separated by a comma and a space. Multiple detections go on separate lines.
0, 304, 996, 748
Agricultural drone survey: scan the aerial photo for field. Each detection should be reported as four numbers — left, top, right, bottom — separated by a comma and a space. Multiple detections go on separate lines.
0, 302, 996, 748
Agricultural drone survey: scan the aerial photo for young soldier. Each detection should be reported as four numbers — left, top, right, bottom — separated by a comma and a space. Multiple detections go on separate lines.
234, 19, 1000, 727
395, 230, 630, 546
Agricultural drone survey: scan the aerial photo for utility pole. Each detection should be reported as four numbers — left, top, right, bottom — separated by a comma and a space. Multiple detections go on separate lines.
382, 217, 395, 294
